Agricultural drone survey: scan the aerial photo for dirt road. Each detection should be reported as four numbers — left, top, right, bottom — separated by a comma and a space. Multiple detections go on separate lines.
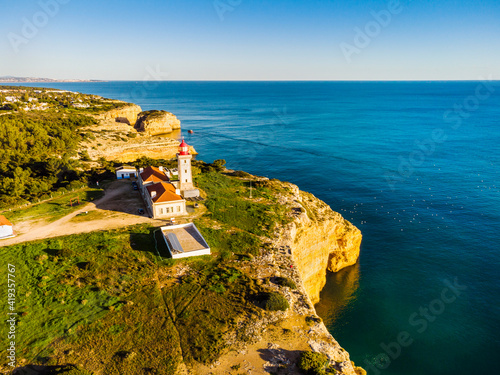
0, 181, 166, 247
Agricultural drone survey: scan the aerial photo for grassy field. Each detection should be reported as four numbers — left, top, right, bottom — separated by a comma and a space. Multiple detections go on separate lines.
195, 172, 291, 237
3, 188, 104, 224
0, 171, 292, 374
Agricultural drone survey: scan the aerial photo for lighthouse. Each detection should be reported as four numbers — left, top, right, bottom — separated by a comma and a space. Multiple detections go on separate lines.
177, 139, 195, 193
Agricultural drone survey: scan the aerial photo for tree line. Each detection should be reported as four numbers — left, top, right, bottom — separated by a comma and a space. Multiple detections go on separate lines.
0, 112, 97, 207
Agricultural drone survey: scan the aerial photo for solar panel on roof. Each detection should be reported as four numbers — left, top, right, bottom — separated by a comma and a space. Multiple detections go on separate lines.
167, 233, 184, 253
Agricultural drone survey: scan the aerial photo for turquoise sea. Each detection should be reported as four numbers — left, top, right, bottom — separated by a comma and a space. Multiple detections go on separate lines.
8, 81, 500, 374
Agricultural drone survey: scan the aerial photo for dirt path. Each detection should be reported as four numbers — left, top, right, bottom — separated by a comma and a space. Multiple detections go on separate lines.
0, 181, 166, 247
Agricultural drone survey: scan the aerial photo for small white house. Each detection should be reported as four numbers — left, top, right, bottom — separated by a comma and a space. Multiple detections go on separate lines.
116, 166, 137, 180
0, 216, 14, 239
161, 223, 211, 259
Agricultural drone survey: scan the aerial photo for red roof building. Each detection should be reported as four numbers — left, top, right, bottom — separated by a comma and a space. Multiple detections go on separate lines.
139, 166, 170, 184
142, 181, 186, 219
146, 182, 183, 203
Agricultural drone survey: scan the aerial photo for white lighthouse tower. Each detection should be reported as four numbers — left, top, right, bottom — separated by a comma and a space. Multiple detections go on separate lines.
177, 139, 199, 197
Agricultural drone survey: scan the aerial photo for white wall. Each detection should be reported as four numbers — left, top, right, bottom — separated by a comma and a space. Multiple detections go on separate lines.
172, 248, 211, 259
0, 225, 14, 239
154, 201, 186, 218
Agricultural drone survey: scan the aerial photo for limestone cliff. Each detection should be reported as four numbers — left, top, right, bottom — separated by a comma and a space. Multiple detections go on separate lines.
281, 187, 362, 304
94, 103, 142, 126
135, 110, 181, 135
81, 108, 195, 162
195, 178, 363, 375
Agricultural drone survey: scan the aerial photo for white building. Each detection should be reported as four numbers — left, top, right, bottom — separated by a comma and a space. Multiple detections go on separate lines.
138, 166, 187, 219
144, 182, 186, 219
0, 216, 14, 239
161, 223, 211, 259
116, 166, 138, 180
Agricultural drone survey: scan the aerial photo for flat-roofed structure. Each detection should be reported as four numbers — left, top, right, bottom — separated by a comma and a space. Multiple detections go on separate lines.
0, 215, 14, 239
115, 166, 137, 180
161, 223, 210, 259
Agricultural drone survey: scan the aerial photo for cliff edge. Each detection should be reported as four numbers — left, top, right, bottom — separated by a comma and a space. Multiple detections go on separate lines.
283, 189, 362, 304
194, 177, 363, 375
94, 103, 142, 126
135, 110, 181, 135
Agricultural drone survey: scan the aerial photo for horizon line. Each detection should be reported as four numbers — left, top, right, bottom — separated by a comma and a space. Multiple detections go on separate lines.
2, 79, 499, 83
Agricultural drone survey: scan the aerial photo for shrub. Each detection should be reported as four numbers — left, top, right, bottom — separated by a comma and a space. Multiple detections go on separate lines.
211, 159, 226, 171
305, 315, 322, 326
232, 170, 252, 178
274, 276, 297, 289
297, 351, 328, 374
259, 292, 289, 311
354, 366, 367, 375
209, 284, 226, 294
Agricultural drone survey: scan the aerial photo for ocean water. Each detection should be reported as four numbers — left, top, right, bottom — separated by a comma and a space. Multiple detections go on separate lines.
8, 81, 500, 374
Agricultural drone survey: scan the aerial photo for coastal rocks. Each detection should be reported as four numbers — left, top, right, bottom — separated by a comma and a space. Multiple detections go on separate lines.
96, 104, 142, 126
80, 108, 196, 162
279, 186, 362, 305
135, 110, 181, 135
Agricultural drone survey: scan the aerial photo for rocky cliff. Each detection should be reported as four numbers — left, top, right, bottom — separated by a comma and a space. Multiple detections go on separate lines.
196, 178, 363, 375
135, 110, 181, 135
282, 187, 362, 304
94, 103, 142, 126
81, 107, 195, 162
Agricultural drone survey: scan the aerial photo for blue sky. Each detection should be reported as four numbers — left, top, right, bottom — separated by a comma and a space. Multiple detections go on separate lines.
1, 0, 499, 80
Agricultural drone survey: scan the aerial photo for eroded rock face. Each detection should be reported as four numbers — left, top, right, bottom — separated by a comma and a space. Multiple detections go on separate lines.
279, 186, 362, 305
96, 104, 142, 126
135, 110, 181, 135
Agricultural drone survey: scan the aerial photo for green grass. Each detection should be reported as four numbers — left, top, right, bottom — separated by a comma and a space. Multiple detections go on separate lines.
194, 219, 263, 258
195, 172, 291, 237
0, 221, 266, 372
164, 263, 261, 364
3, 188, 104, 224
0, 170, 296, 373
0, 225, 179, 373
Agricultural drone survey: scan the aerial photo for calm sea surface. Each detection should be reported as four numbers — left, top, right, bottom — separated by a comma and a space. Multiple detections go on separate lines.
8, 81, 500, 374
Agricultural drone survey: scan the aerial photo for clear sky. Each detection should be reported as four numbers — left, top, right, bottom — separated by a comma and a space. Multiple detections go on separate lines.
1, 0, 499, 80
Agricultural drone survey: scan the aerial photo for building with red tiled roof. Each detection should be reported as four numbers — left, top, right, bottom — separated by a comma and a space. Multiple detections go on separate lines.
0, 215, 14, 239
144, 182, 186, 219
139, 166, 170, 188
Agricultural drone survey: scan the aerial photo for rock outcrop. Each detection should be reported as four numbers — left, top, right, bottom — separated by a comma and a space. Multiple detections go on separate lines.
196, 178, 363, 375
135, 110, 181, 135
278, 185, 362, 305
95, 104, 142, 126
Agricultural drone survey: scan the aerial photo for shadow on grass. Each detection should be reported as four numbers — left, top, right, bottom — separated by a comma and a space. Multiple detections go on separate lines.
256, 348, 302, 374
13, 364, 78, 375
129, 227, 171, 259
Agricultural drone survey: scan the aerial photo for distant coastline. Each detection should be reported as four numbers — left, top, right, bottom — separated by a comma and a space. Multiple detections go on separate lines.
0, 76, 104, 83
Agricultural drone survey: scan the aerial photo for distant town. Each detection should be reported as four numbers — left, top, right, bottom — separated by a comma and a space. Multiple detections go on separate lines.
0, 76, 103, 83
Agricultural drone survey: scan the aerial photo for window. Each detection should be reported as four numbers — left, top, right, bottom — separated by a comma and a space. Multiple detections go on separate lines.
160, 208, 163, 214
177, 206, 181, 212
184, 160, 187, 164
185, 170, 187, 174
185, 179, 188, 182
